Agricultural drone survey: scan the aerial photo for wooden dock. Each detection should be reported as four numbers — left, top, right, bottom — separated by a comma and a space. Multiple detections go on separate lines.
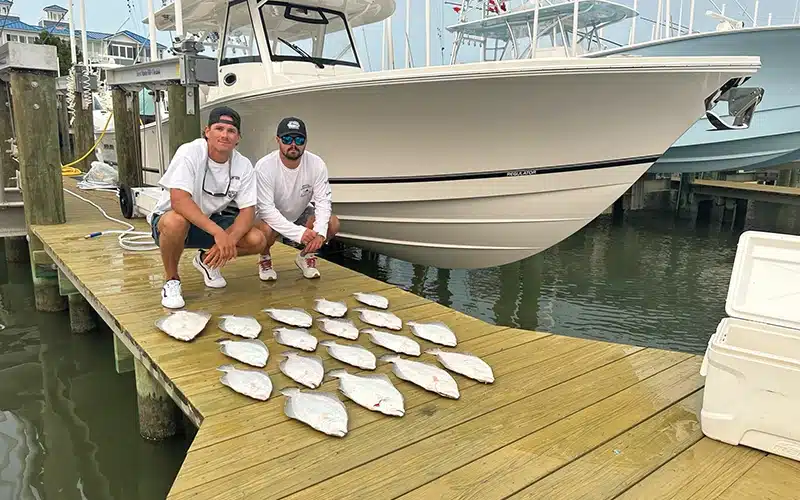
28, 178, 800, 499
691, 178, 800, 205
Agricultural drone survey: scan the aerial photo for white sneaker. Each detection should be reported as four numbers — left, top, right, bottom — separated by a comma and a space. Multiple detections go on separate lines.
295, 252, 320, 279
259, 254, 277, 281
161, 279, 185, 309
192, 251, 227, 288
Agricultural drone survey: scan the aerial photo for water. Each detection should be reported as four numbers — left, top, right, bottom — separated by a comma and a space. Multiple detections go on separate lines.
0, 259, 191, 500
327, 212, 746, 355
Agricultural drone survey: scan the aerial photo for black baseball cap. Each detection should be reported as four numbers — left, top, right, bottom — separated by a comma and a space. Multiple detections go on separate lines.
208, 106, 241, 132
276, 117, 307, 139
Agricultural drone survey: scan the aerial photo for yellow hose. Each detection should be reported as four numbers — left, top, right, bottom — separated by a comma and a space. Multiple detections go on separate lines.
61, 110, 114, 176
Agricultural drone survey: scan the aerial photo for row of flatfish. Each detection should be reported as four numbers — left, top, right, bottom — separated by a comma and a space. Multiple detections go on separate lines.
153, 291, 494, 438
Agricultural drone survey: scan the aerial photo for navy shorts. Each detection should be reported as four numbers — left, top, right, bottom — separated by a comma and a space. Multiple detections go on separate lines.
151, 207, 240, 249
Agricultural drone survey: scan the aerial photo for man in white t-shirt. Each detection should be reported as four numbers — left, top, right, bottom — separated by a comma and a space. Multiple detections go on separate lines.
253, 117, 339, 280
149, 106, 266, 308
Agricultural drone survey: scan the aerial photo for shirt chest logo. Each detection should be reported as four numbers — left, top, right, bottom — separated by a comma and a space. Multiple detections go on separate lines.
300, 183, 312, 197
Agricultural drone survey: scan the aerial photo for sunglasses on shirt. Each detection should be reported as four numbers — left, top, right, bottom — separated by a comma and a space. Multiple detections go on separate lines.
280, 135, 306, 146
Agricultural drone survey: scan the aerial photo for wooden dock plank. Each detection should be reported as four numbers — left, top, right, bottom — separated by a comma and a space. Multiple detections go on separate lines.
715, 455, 800, 500
167, 340, 642, 499
398, 355, 703, 500
615, 437, 765, 500
288, 349, 694, 500
26, 179, 800, 499
506, 391, 705, 499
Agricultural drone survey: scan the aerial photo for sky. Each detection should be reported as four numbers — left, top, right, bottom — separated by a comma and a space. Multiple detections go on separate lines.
9, 0, 800, 69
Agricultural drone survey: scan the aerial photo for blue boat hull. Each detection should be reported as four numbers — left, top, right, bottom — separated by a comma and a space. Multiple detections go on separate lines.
587, 26, 800, 174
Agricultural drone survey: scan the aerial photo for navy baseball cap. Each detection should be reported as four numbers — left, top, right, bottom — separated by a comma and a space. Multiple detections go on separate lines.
276, 117, 307, 139
208, 106, 241, 131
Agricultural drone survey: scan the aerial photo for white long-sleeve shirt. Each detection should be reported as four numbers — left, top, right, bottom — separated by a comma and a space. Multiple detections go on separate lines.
254, 150, 332, 243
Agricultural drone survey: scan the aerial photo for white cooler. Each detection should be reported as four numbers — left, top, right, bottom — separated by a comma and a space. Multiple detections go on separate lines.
700, 230, 800, 461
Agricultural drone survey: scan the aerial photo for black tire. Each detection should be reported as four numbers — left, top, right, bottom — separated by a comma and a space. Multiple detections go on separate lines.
119, 184, 134, 219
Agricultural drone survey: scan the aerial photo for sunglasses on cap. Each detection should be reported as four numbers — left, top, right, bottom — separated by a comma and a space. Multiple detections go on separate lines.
280, 135, 306, 146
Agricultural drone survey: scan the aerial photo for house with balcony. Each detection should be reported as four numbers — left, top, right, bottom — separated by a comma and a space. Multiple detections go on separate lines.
0, 2, 167, 67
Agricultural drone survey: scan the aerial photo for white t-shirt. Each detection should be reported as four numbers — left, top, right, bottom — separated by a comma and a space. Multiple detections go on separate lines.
254, 149, 332, 244
150, 138, 257, 223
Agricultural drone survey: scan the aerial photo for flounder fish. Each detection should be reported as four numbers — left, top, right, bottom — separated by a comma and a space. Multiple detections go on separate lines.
263, 307, 313, 328
426, 349, 494, 383
218, 315, 262, 339
155, 310, 211, 341
281, 387, 349, 437
408, 321, 458, 347
273, 327, 318, 352
328, 369, 405, 417
354, 308, 402, 331
317, 317, 359, 340
217, 338, 269, 368
380, 354, 460, 399
279, 351, 325, 389
217, 364, 273, 401
314, 298, 347, 318
363, 328, 421, 356
319, 340, 376, 370
353, 292, 389, 309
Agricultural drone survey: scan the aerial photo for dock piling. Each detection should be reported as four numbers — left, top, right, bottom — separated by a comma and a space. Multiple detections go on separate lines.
68, 294, 96, 333
0, 81, 13, 189
72, 64, 95, 173
134, 357, 179, 440
3, 43, 67, 311
167, 82, 201, 160
111, 87, 143, 187
4, 236, 28, 263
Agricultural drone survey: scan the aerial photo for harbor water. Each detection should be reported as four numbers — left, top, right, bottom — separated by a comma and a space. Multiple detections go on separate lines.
0, 209, 766, 498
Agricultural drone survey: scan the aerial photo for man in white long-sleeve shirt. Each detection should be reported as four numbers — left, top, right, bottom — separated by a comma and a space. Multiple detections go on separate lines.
254, 117, 339, 280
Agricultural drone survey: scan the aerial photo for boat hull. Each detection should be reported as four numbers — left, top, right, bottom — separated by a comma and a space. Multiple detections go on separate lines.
587, 26, 800, 174
140, 57, 758, 268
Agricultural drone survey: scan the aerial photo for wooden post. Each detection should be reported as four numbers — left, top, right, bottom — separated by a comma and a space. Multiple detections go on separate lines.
134, 358, 179, 440
111, 87, 143, 187
113, 334, 133, 373
0, 81, 13, 188
9, 65, 67, 312
167, 82, 200, 160
68, 294, 96, 333
72, 66, 95, 173
56, 93, 72, 165
4, 236, 28, 263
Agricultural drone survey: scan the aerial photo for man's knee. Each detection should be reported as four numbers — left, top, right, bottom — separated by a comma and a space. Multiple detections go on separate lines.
240, 228, 266, 252
255, 220, 279, 245
328, 215, 340, 238
158, 211, 190, 238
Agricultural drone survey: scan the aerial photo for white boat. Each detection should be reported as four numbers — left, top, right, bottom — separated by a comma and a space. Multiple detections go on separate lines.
136, 0, 761, 269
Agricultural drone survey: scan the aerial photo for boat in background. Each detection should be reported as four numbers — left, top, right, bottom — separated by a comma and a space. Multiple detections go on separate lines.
132, 0, 762, 269
446, 0, 800, 175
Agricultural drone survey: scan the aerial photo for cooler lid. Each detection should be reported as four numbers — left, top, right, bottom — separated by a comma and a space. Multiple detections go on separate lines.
726, 230, 800, 331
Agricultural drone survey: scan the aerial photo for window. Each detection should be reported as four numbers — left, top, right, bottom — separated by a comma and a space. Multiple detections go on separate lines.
259, 1, 359, 68
6, 34, 17, 42
220, 0, 261, 66
109, 44, 136, 59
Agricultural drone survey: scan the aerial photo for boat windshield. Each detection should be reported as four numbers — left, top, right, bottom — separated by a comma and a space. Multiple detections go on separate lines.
221, 0, 262, 66
259, 1, 360, 68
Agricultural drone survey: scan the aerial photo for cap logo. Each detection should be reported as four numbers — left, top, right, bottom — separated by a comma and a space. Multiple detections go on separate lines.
287, 120, 300, 129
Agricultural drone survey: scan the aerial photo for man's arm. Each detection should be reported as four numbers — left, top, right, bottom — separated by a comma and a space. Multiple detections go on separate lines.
310, 164, 333, 239
256, 167, 306, 243
226, 164, 257, 242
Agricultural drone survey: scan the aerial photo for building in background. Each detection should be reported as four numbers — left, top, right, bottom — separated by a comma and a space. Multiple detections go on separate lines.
0, 2, 166, 66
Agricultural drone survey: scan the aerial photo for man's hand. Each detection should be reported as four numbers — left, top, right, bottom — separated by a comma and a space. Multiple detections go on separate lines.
303, 234, 325, 254
301, 228, 320, 245
204, 230, 238, 268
